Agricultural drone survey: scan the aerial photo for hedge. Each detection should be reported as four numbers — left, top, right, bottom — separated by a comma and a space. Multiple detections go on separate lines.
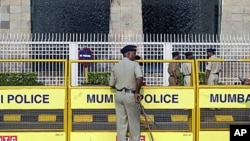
0, 72, 44, 86
84, 72, 111, 86
178, 72, 206, 86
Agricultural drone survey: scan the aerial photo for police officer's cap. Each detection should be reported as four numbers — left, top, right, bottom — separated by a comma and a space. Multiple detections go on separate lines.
172, 52, 179, 57
120, 45, 137, 54
207, 48, 216, 52
185, 52, 193, 57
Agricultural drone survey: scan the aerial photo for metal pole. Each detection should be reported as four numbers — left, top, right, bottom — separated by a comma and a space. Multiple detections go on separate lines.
140, 103, 155, 141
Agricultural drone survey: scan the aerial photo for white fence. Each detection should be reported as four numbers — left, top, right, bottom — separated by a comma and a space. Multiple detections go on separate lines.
0, 33, 250, 86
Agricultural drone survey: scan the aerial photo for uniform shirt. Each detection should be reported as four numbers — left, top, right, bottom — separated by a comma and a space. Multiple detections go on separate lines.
109, 57, 143, 90
206, 55, 221, 73
168, 62, 180, 77
182, 62, 191, 76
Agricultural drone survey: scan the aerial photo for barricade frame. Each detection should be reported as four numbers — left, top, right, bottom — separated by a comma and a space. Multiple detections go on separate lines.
0, 59, 68, 141
195, 59, 250, 141
68, 59, 196, 141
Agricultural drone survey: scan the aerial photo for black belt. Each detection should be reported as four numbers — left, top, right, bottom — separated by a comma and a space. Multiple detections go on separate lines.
212, 73, 219, 75
184, 74, 191, 76
116, 88, 135, 93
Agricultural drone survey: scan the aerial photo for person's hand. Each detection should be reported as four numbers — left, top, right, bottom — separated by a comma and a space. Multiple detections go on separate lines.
244, 81, 250, 85
245, 78, 250, 82
175, 78, 178, 84
134, 93, 141, 103
205, 78, 208, 84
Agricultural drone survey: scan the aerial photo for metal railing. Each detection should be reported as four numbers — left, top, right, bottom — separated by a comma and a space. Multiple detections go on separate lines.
68, 59, 196, 133
1, 58, 250, 141
0, 59, 68, 132
195, 59, 250, 141
1, 33, 250, 86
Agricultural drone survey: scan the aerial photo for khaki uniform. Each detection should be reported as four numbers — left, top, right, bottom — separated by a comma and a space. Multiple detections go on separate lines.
168, 62, 180, 86
109, 57, 143, 141
206, 55, 221, 85
182, 62, 192, 86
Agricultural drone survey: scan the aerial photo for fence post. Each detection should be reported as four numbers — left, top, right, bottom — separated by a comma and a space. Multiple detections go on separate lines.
163, 43, 172, 86
69, 43, 78, 86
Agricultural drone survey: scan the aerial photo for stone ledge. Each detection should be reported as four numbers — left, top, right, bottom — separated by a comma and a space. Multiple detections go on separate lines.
0, 21, 10, 29
22, 0, 31, 6
21, 5, 30, 13
21, 13, 30, 21
10, 6, 21, 13
1, 0, 10, 6
10, 13, 21, 21
0, 13, 10, 21
0, 6, 10, 13
10, 0, 21, 6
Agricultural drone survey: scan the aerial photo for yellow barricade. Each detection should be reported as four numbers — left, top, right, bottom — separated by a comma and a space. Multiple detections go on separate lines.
0, 59, 68, 141
195, 59, 250, 141
68, 60, 196, 141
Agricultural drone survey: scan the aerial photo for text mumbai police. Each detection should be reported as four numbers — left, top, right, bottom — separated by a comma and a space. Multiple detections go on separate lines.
86, 94, 179, 103
0, 94, 50, 104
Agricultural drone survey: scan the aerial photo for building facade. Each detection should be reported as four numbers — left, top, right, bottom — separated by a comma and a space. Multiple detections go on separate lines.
221, 0, 250, 34
0, 0, 249, 36
0, 0, 31, 34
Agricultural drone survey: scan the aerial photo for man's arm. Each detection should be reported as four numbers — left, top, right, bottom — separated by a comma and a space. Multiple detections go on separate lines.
109, 68, 116, 89
135, 63, 143, 103
205, 62, 212, 84
205, 70, 211, 83
135, 77, 143, 94
188, 63, 192, 74
171, 63, 178, 83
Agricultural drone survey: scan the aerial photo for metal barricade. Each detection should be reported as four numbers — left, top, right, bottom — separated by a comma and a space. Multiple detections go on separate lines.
195, 59, 250, 141
68, 59, 196, 141
0, 59, 68, 141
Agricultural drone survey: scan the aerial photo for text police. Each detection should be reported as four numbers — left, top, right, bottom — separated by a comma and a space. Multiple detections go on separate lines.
86, 94, 179, 103
0, 94, 49, 104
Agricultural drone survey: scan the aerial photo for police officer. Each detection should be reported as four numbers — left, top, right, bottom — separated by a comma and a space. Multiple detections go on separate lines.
109, 45, 143, 141
168, 52, 181, 86
205, 48, 222, 85
183, 52, 193, 86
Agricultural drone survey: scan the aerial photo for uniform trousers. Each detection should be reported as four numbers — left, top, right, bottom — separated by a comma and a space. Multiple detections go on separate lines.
115, 91, 141, 141
208, 74, 219, 85
184, 75, 191, 86
208, 74, 220, 110
168, 76, 178, 86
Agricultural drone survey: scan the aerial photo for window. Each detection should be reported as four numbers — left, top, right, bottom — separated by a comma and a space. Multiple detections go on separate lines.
31, 0, 110, 71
